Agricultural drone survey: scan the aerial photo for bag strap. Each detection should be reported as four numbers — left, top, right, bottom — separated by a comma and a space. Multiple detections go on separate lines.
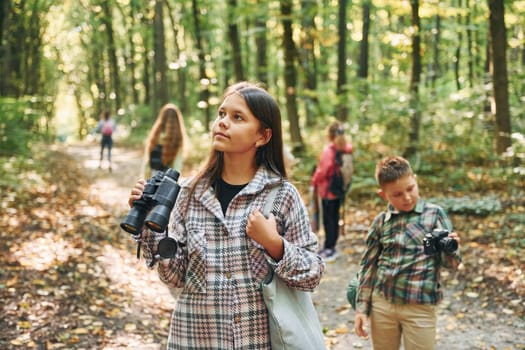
261, 184, 282, 284
262, 184, 281, 218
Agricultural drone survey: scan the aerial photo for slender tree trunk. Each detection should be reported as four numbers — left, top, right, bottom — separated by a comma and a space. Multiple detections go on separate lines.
488, 0, 512, 154
124, 2, 139, 105
0, 0, 12, 95
466, 0, 474, 87
318, 0, 331, 83
454, 0, 462, 91
358, 0, 370, 79
300, 0, 318, 126
9, 3, 23, 96
357, 0, 371, 110
254, 14, 268, 85
404, 0, 422, 160
91, 30, 107, 112
154, 0, 168, 110
280, 0, 304, 151
140, 14, 152, 106
336, 0, 348, 121
483, 29, 492, 114
522, 38, 525, 97
143, 51, 151, 106
192, 0, 211, 129
165, 1, 187, 113
228, 0, 244, 81
79, 37, 97, 112
431, 13, 441, 89
101, 1, 121, 109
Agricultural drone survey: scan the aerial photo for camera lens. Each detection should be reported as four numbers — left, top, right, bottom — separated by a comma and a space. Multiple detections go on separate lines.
440, 237, 458, 254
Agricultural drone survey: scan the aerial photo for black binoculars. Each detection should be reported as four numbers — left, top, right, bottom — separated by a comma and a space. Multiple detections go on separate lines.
120, 168, 181, 258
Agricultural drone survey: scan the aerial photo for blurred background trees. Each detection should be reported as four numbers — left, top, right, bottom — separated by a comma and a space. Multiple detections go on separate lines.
0, 0, 523, 190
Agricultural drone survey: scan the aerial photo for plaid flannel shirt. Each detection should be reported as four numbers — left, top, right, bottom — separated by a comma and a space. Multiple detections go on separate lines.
356, 199, 461, 316
141, 166, 325, 349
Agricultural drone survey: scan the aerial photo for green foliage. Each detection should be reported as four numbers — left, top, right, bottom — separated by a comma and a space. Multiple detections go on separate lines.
429, 196, 502, 216
0, 97, 53, 156
0, 149, 47, 202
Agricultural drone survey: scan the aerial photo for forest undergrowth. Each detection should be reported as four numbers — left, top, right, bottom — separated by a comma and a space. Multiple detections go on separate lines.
0, 144, 524, 349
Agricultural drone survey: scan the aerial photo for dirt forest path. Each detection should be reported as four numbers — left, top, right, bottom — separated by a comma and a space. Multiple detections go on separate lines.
65, 140, 525, 350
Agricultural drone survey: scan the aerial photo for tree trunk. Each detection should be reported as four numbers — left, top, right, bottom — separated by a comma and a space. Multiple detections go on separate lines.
8, 3, 23, 96
0, 0, 12, 95
466, 0, 474, 87
454, 0, 462, 91
228, 0, 244, 81
336, 0, 348, 121
154, 0, 168, 110
254, 14, 268, 85
280, 0, 304, 151
90, 31, 107, 113
25, 1, 42, 95
165, 1, 187, 113
404, 0, 422, 160
300, 0, 318, 126
101, 1, 121, 109
192, 0, 211, 130
318, 0, 331, 84
431, 13, 441, 89
358, 0, 371, 79
488, 0, 512, 154
123, 2, 139, 105
140, 14, 152, 106
143, 37, 152, 106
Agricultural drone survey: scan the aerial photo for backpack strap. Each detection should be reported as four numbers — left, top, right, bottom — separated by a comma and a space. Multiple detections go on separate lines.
262, 184, 282, 218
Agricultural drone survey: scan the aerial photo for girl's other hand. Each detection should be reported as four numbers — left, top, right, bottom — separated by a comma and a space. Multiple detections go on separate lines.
246, 211, 283, 261
128, 179, 146, 208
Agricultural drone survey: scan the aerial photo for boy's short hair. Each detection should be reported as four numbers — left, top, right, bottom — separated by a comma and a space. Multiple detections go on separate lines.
375, 156, 413, 187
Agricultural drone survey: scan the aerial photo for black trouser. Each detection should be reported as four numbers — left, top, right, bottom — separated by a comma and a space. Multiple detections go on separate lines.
100, 135, 113, 161
322, 198, 341, 250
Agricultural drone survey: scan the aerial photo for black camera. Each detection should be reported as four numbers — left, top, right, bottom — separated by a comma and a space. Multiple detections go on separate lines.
423, 229, 458, 255
120, 168, 181, 259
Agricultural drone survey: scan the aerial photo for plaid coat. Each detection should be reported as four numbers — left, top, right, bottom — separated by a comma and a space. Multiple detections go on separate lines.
141, 167, 325, 349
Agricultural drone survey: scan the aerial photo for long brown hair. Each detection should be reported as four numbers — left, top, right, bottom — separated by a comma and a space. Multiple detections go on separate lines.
145, 103, 185, 166
190, 82, 286, 194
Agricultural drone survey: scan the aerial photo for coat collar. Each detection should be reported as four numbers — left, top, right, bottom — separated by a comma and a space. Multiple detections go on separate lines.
182, 166, 283, 206
384, 198, 424, 222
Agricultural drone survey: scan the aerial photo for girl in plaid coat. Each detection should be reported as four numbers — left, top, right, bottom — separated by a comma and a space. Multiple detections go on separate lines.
128, 82, 325, 349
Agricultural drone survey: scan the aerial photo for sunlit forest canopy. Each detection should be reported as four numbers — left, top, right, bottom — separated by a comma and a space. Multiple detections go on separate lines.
0, 0, 524, 187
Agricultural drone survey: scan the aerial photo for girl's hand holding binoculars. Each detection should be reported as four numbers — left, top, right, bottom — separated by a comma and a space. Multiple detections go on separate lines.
128, 179, 146, 208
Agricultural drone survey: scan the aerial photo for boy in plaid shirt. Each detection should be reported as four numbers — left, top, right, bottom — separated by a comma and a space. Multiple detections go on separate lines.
354, 156, 461, 350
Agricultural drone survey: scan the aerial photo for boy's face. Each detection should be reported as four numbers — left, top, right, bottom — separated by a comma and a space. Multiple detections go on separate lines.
378, 174, 419, 212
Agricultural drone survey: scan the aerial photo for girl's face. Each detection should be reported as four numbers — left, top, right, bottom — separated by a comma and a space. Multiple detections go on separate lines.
378, 174, 419, 212
212, 93, 270, 155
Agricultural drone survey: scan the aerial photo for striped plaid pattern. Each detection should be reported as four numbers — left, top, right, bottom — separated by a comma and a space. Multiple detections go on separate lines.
141, 167, 324, 349
356, 199, 462, 316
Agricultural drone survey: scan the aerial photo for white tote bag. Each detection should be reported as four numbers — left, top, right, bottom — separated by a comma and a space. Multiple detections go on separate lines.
261, 185, 326, 350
